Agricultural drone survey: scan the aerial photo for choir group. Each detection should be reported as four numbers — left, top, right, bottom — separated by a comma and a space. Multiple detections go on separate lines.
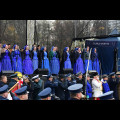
0, 43, 100, 75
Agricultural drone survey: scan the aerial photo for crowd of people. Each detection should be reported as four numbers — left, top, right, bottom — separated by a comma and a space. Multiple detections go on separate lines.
0, 70, 119, 100
0, 42, 119, 100
0, 43, 100, 75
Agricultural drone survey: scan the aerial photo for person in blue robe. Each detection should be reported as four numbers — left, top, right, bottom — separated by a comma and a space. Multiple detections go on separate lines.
91, 48, 100, 75
102, 75, 110, 93
49, 46, 60, 75
86, 74, 92, 98
22, 45, 33, 75
1, 44, 12, 71
84, 46, 92, 72
11, 45, 22, 73
62, 47, 72, 69
41, 47, 50, 73
31, 46, 38, 72
73, 47, 85, 74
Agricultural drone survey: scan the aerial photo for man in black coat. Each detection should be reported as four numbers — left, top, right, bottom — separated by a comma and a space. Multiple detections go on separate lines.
32, 75, 43, 100
55, 74, 68, 100
22, 75, 34, 100
75, 72, 85, 95
108, 72, 119, 100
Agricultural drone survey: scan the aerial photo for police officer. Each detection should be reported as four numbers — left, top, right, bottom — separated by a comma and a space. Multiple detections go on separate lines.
32, 75, 43, 100
76, 72, 85, 95
101, 75, 110, 93
68, 84, 83, 100
0, 75, 8, 87
0, 85, 9, 100
38, 87, 52, 100
86, 74, 92, 99
108, 72, 119, 100
44, 75, 58, 96
22, 75, 34, 100
65, 73, 76, 100
97, 91, 114, 100
55, 74, 68, 100
14, 86, 28, 100
8, 74, 18, 89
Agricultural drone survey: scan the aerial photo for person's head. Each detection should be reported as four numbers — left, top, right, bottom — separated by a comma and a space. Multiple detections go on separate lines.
70, 92, 82, 100
103, 75, 108, 81
68, 84, 83, 100
86, 46, 89, 51
44, 47, 47, 51
112, 75, 116, 79
38, 87, 52, 100
14, 86, 28, 100
67, 75, 72, 81
17, 93, 28, 100
59, 75, 65, 81
87, 75, 90, 81
23, 75, 29, 83
33, 46, 37, 51
0, 75, 7, 84
53, 47, 56, 51
78, 74, 82, 79
0, 85, 9, 98
10, 74, 18, 81
56, 47, 58, 51
8, 44, 11, 49
0, 43, 2, 48
34, 78, 40, 83
78, 47, 81, 52
26, 45, 29, 50
117, 75, 120, 78
67, 47, 69, 52
48, 75, 53, 82
37, 45, 41, 50
94, 48, 97, 53
5, 45, 8, 49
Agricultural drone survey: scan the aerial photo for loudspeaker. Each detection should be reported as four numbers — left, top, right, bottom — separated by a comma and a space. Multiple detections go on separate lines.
63, 69, 73, 74
33, 69, 49, 75
1, 71, 14, 75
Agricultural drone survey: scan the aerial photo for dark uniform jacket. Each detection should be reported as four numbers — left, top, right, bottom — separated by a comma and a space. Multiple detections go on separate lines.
76, 77, 85, 95
32, 79, 43, 100
37, 49, 43, 68
55, 80, 68, 100
23, 81, 34, 100
108, 77, 119, 100
44, 79, 58, 95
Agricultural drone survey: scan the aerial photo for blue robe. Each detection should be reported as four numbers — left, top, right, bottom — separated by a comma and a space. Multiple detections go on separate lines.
44, 79, 58, 95
73, 53, 85, 74
32, 51, 38, 72
102, 80, 110, 93
50, 51, 60, 75
41, 51, 50, 73
11, 50, 22, 73
23, 50, 33, 75
64, 52, 72, 69
86, 81, 92, 98
1, 50, 12, 71
92, 52, 100, 75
